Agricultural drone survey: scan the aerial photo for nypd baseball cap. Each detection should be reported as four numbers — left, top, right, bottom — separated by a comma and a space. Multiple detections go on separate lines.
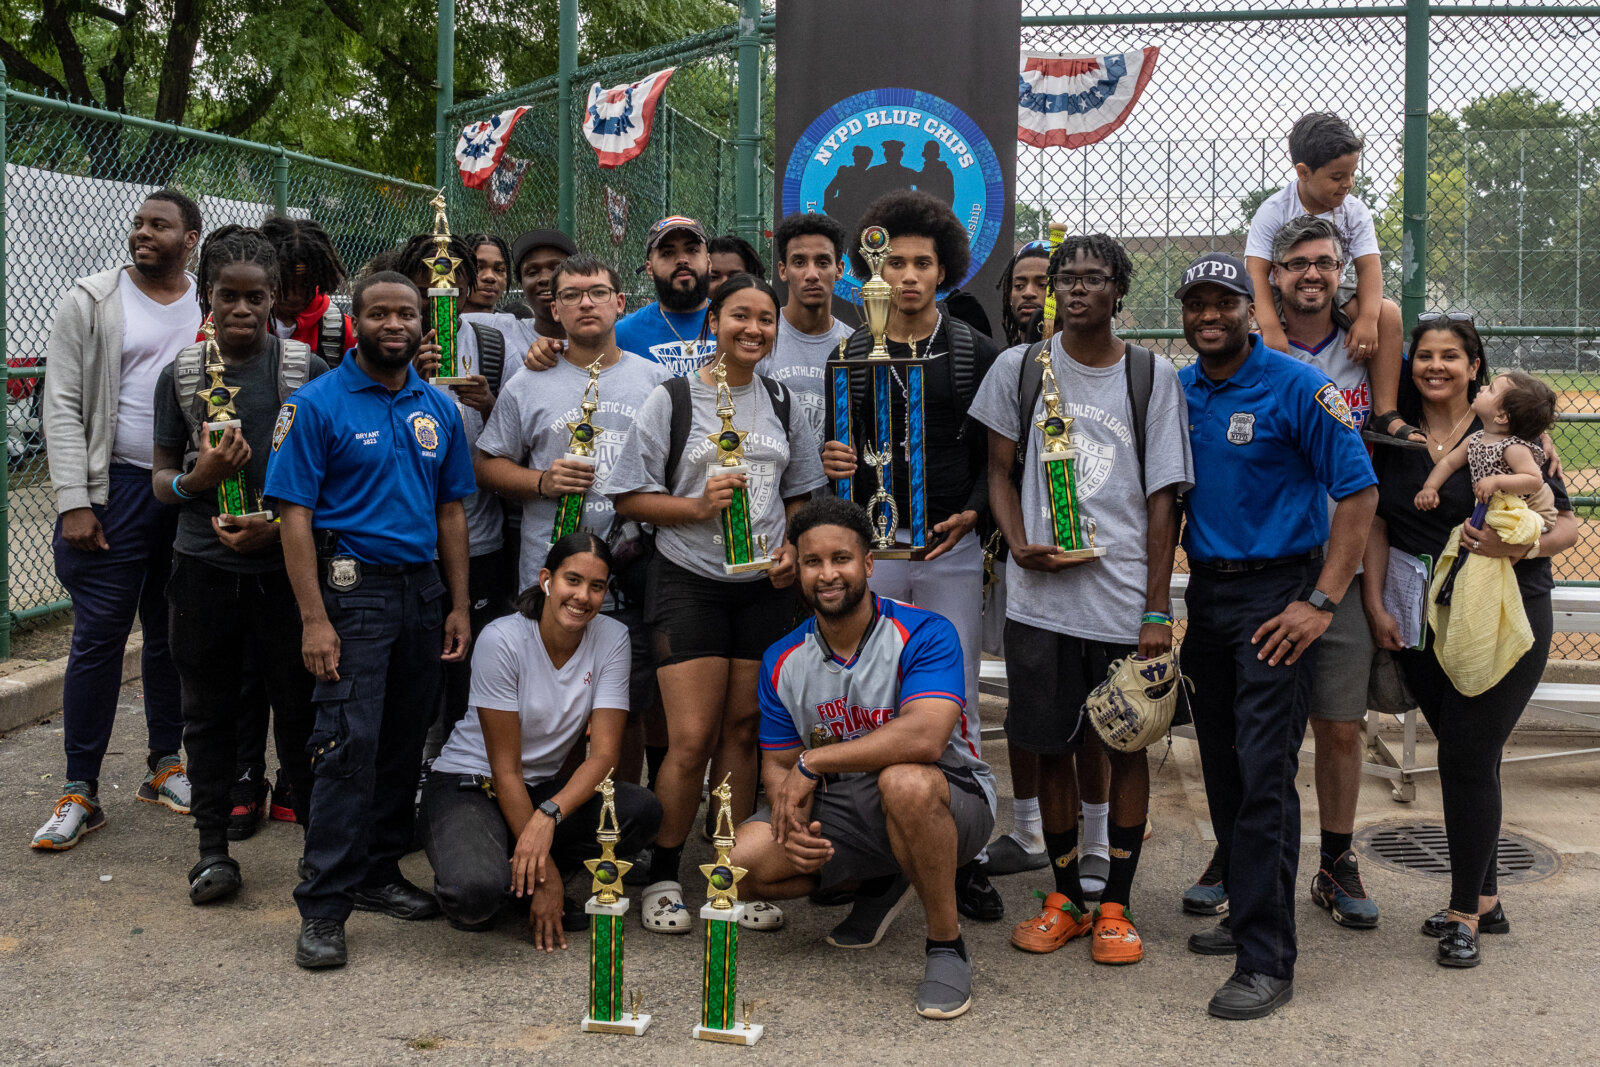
1173, 252, 1255, 300
644, 215, 708, 255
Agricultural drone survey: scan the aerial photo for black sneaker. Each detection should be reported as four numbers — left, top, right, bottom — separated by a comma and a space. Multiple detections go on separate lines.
1182, 846, 1229, 915
954, 860, 1004, 921
826, 875, 911, 949
227, 774, 269, 841
295, 917, 347, 969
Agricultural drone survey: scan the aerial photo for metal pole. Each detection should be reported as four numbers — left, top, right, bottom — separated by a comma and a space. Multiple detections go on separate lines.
0, 61, 11, 658
1461, 131, 1468, 303
1517, 128, 1526, 330
272, 148, 289, 217
435, 0, 454, 188
557, 0, 577, 235
1401, 0, 1430, 327
734, 0, 764, 244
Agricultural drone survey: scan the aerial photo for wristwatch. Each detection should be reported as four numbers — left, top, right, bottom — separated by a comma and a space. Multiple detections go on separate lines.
537, 799, 563, 824
1307, 589, 1338, 614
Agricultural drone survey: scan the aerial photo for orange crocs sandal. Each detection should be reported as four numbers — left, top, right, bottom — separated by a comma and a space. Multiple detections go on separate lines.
1092, 902, 1144, 965
1011, 890, 1092, 953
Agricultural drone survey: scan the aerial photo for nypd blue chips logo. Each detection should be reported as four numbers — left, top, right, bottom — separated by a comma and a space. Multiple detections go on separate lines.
272, 404, 295, 452
412, 414, 440, 452
781, 88, 1005, 299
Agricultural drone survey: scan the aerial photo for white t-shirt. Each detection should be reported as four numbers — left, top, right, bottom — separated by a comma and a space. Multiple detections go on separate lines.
432, 612, 632, 785
1244, 181, 1380, 282
756, 314, 854, 454
113, 270, 201, 468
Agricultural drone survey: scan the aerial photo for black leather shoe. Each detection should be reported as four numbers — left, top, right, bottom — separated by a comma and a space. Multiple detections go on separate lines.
352, 877, 441, 920
1187, 920, 1239, 956
188, 855, 242, 905
561, 896, 589, 933
295, 918, 348, 969
1207, 970, 1293, 1020
954, 860, 1004, 921
1437, 920, 1482, 968
1421, 901, 1508, 938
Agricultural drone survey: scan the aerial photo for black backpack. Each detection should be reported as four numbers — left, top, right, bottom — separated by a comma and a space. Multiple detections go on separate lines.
469, 322, 507, 394
1011, 338, 1156, 493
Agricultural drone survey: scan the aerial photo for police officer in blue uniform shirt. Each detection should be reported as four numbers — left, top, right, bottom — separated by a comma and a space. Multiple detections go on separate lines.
1174, 253, 1377, 1021
265, 270, 476, 970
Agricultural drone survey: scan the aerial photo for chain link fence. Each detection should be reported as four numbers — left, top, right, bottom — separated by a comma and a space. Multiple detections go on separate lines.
2, 84, 436, 650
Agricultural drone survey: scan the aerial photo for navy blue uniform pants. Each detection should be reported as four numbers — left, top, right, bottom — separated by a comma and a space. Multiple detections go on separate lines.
1182, 560, 1318, 981
52, 463, 183, 782
295, 565, 447, 921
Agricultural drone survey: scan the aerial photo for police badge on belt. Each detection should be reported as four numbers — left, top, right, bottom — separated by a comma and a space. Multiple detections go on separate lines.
326, 555, 361, 591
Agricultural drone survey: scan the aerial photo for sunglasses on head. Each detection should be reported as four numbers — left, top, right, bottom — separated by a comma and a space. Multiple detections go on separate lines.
1417, 311, 1475, 325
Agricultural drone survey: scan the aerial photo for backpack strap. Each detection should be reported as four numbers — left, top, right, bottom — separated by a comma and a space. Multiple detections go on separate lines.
1123, 342, 1156, 494
759, 374, 792, 435
318, 304, 346, 366
663, 374, 694, 488
1012, 339, 1049, 488
470, 321, 507, 394
172, 341, 209, 460
278, 338, 312, 403
945, 317, 979, 412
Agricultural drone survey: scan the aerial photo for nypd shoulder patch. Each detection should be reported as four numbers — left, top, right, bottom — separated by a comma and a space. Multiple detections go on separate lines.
1314, 382, 1356, 429
272, 404, 296, 452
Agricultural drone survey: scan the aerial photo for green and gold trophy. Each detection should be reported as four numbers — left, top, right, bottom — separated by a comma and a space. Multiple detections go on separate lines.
553, 356, 605, 542
693, 775, 762, 1046
708, 357, 771, 575
580, 771, 651, 1036
1034, 345, 1105, 558
197, 321, 270, 525
426, 189, 474, 386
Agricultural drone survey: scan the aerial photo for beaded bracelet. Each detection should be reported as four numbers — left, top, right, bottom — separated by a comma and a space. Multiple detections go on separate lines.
1141, 611, 1173, 627
171, 473, 197, 501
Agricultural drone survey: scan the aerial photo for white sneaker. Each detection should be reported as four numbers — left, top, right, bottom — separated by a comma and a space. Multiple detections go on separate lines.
738, 900, 784, 930
138, 755, 191, 815
32, 787, 106, 850
640, 880, 693, 933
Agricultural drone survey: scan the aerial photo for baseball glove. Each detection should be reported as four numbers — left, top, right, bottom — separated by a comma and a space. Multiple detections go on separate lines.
1086, 650, 1190, 753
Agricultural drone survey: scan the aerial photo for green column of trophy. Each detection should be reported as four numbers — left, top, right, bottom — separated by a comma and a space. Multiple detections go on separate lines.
708, 357, 771, 575
197, 322, 270, 524
580, 771, 650, 1036
693, 776, 763, 1045
426, 189, 474, 385
553, 356, 605, 541
1034, 345, 1106, 558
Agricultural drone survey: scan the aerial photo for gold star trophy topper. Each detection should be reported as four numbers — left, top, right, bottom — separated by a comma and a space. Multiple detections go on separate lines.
197, 320, 242, 425
582, 769, 631, 906
566, 356, 606, 458
427, 188, 462, 290
1033, 343, 1074, 454
707, 356, 750, 468
699, 774, 746, 910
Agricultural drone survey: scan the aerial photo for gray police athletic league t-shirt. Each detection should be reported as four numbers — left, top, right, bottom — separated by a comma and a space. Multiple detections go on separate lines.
756, 315, 854, 452
601, 374, 829, 582
968, 339, 1194, 644
476, 353, 668, 592
439, 395, 503, 557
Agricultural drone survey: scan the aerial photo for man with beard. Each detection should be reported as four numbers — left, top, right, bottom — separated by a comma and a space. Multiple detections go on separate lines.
1174, 252, 1375, 1019
34, 189, 201, 851
731, 496, 995, 1020
757, 212, 854, 454
265, 271, 475, 970
1180, 217, 1382, 931
614, 216, 713, 378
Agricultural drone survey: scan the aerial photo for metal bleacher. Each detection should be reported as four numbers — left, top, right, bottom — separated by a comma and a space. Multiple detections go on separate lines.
977, 579, 1600, 804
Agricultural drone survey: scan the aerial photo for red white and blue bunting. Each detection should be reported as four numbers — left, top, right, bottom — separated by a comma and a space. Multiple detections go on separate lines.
1018, 47, 1159, 149
455, 106, 530, 189
584, 67, 676, 168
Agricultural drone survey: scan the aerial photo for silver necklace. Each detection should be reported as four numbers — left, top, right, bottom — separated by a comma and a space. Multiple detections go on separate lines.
888, 313, 942, 400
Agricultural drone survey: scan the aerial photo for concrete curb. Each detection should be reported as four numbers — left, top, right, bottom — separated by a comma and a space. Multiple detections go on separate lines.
0, 634, 143, 737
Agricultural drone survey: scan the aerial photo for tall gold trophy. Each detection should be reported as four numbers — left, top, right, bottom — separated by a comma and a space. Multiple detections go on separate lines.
693, 775, 762, 1045
553, 356, 604, 542
426, 189, 474, 385
580, 771, 651, 1035
197, 321, 270, 524
1035, 346, 1105, 558
708, 357, 771, 574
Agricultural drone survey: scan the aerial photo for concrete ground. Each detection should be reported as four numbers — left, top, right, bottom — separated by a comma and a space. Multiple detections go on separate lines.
2, 685, 1597, 1066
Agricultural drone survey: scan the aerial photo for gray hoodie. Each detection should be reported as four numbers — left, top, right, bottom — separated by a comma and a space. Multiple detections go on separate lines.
41, 265, 135, 513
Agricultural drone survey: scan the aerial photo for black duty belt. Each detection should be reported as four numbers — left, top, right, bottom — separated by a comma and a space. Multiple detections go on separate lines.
1192, 546, 1325, 574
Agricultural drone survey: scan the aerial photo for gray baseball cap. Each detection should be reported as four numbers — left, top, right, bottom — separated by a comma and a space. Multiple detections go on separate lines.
1174, 252, 1255, 300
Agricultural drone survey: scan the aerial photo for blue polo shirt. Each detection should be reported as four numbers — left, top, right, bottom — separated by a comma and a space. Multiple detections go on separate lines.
1179, 335, 1375, 563
264, 354, 477, 564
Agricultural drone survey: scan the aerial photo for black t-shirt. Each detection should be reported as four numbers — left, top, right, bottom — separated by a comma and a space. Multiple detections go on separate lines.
843, 319, 999, 532
1373, 416, 1568, 598
153, 338, 330, 573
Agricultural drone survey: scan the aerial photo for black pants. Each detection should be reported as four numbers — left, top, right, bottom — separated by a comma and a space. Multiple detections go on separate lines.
167, 558, 315, 857
1182, 560, 1318, 981
427, 547, 513, 760
1399, 592, 1552, 915
420, 772, 661, 930
295, 565, 447, 922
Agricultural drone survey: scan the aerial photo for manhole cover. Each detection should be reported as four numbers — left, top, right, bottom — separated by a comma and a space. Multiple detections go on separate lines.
1354, 822, 1558, 884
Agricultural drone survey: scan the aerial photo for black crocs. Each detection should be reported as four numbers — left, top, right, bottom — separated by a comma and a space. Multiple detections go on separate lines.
188, 854, 242, 905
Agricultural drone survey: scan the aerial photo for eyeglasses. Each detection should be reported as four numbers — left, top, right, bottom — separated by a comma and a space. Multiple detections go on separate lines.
1275, 256, 1343, 274
1052, 273, 1114, 293
1417, 311, 1475, 325
555, 284, 617, 306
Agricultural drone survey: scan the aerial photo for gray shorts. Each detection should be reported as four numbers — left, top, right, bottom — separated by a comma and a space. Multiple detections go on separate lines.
750, 765, 994, 888
1310, 582, 1375, 722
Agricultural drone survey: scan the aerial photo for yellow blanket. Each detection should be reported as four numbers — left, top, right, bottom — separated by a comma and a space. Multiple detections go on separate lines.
1427, 492, 1540, 697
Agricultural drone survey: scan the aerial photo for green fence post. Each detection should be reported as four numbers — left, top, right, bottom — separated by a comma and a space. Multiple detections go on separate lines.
436, 0, 455, 187
557, 0, 577, 236
272, 148, 289, 217
1401, 0, 1430, 328
734, 0, 764, 244
0, 59, 11, 659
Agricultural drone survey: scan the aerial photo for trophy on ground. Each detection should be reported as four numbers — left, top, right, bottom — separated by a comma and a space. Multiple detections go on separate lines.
553, 356, 605, 541
693, 775, 762, 1045
826, 225, 929, 558
580, 771, 651, 1036
197, 320, 270, 525
708, 356, 772, 574
426, 189, 474, 385
1034, 344, 1106, 558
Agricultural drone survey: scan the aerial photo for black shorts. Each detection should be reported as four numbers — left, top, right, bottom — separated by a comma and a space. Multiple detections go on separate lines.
602, 604, 658, 714
1002, 618, 1135, 755
645, 554, 795, 666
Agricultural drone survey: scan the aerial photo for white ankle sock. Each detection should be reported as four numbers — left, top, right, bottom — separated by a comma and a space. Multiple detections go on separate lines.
1007, 796, 1043, 850
1081, 801, 1110, 857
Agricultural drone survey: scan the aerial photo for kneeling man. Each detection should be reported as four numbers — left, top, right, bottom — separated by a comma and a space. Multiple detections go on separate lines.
731, 497, 995, 1020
